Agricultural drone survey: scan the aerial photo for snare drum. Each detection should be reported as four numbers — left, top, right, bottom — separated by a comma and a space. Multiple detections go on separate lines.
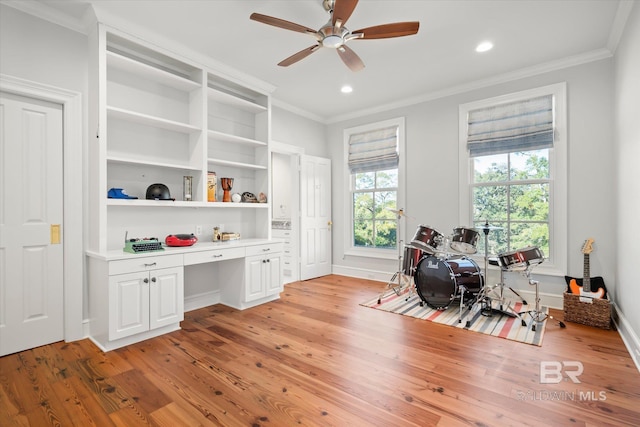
497, 246, 545, 271
411, 225, 444, 253
402, 245, 425, 276
450, 227, 480, 254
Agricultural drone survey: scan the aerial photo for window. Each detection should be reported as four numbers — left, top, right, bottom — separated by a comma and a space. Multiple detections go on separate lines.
345, 118, 405, 257
459, 84, 567, 274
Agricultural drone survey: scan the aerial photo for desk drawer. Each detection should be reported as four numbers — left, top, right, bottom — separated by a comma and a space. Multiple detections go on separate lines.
183, 247, 245, 265
246, 243, 283, 257
109, 253, 183, 275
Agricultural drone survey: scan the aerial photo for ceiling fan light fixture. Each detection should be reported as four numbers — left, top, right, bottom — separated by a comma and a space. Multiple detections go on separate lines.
323, 35, 344, 48
475, 41, 494, 53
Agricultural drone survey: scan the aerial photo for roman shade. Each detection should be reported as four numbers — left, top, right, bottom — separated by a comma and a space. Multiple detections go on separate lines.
467, 94, 554, 157
348, 125, 399, 173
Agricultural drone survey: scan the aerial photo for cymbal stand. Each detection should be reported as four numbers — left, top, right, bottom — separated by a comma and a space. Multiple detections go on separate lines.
377, 209, 410, 304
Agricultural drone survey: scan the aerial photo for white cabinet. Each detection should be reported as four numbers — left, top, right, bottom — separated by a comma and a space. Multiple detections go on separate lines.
272, 228, 297, 284
88, 253, 184, 351
108, 266, 183, 340
244, 243, 283, 302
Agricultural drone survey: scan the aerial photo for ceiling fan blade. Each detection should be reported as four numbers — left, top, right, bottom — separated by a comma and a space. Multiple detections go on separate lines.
278, 45, 321, 67
353, 22, 420, 39
250, 13, 317, 35
332, 0, 359, 28
337, 44, 365, 72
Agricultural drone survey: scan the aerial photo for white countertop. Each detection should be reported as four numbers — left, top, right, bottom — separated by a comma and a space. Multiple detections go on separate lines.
86, 238, 284, 261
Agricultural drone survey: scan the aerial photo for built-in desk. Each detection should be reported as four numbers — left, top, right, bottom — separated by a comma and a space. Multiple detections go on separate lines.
86, 239, 283, 351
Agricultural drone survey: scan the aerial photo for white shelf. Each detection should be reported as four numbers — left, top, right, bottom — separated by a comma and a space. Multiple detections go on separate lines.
207, 87, 267, 114
107, 199, 269, 208
107, 155, 202, 171
107, 50, 200, 92
107, 106, 201, 134
207, 158, 267, 171
207, 130, 267, 147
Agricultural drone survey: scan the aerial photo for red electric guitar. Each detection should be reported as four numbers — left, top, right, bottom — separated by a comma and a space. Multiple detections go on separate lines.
565, 238, 608, 300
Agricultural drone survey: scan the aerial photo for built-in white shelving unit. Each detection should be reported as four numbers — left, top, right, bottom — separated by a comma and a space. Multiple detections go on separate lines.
88, 24, 273, 253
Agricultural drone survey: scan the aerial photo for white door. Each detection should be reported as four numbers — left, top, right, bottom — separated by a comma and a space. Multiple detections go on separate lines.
0, 92, 64, 356
300, 155, 332, 280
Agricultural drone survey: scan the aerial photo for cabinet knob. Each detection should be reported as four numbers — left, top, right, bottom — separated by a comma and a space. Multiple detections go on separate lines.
143, 278, 149, 284
151, 277, 156, 283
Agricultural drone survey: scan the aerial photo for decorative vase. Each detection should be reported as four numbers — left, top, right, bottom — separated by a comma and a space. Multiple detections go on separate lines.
220, 177, 234, 202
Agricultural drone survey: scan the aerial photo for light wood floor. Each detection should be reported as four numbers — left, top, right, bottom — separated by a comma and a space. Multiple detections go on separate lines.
2, 275, 639, 426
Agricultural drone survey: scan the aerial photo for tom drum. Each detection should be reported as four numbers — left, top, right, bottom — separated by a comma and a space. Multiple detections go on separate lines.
411, 225, 444, 254
402, 245, 426, 276
450, 227, 480, 254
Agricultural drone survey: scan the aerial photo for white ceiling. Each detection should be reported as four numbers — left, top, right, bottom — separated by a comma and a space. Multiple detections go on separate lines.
12, 0, 630, 122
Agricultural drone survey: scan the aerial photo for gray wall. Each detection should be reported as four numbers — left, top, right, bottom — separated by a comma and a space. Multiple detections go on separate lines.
272, 106, 328, 158
614, 3, 640, 357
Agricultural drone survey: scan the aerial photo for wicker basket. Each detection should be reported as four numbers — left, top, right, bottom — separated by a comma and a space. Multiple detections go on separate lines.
563, 292, 611, 329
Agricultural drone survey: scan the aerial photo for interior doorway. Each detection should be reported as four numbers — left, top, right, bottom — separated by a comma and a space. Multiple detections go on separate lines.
0, 74, 84, 351
0, 91, 64, 356
271, 148, 301, 284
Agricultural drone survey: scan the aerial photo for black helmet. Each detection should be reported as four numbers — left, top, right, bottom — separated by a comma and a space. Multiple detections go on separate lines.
146, 183, 173, 200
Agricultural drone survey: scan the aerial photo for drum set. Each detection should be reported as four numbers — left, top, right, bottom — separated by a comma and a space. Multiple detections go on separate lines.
379, 216, 551, 331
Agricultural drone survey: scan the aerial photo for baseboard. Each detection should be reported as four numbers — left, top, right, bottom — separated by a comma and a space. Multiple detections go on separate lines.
331, 265, 390, 283
184, 290, 220, 312
611, 302, 640, 373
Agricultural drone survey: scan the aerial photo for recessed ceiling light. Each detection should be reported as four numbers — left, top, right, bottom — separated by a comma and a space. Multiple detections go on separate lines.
476, 41, 493, 53
341, 85, 353, 94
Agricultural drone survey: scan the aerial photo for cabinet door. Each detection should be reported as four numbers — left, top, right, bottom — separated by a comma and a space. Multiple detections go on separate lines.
266, 256, 282, 296
149, 266, 184, 330
245, 255, 266, 302
109, 271, 150, 340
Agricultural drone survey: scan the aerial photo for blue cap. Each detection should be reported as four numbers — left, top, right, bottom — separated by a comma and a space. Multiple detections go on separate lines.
108, 188, 138, 199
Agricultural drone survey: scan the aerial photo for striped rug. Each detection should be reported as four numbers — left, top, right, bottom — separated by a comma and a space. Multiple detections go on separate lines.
361, 288, 548, 346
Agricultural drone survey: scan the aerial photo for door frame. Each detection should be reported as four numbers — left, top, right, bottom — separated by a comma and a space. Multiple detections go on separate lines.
1, 74, 84, 342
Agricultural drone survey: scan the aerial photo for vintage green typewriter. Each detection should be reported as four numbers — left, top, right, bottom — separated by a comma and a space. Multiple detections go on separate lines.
123, 232, 164, 253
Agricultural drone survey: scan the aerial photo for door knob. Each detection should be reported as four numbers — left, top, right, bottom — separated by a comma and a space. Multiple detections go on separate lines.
328, 220, 333, 230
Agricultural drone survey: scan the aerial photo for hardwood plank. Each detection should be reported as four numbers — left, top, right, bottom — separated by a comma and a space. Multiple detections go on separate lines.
1, 275, 639, 426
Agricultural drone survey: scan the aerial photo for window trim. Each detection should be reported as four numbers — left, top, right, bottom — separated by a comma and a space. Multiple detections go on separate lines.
344, 117, 406, 259
458, 83, 567, 275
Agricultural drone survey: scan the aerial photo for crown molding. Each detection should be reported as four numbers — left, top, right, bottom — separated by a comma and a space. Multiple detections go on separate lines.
0, 0, 94, 34
607, 0, 636, 54
325, 48, 613, 124
271, 98, 326, 124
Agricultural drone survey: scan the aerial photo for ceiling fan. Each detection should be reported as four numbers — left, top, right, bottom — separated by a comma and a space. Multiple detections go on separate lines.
250, 0, 419, 72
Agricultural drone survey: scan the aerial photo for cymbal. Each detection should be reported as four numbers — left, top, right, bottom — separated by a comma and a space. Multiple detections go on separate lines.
386, 208, 406, 216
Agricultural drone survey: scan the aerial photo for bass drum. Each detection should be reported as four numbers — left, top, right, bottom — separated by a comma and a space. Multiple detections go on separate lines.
414, 256, 483, 309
